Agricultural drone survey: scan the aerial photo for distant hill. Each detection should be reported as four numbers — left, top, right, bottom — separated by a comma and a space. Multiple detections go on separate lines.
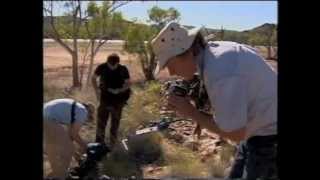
247, 23, 277, 33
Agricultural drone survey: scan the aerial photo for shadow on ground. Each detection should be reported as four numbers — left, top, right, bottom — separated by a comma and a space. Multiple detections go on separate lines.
100, 133, 165, 178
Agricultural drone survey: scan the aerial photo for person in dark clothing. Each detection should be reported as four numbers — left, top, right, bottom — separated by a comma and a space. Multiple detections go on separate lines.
91, 53, 131, 146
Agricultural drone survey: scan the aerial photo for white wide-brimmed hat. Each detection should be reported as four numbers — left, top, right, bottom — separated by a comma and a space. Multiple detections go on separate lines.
151, 22, 202, 75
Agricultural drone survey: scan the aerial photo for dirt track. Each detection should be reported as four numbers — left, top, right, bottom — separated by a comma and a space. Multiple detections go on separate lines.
43, 42, 277, 85
43, 43, 170, 83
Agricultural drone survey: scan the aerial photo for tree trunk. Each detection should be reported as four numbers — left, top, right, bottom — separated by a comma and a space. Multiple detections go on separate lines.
140, 51, 155, 81
71, 51, 81, 87
86, 43, 95, 87
145, 68, 155, 81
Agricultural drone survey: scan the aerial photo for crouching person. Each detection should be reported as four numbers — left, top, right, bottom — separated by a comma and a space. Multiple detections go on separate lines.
43, 98, 95, 179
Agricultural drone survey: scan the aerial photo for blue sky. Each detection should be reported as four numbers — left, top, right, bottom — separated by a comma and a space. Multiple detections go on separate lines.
49, 1, 277, 31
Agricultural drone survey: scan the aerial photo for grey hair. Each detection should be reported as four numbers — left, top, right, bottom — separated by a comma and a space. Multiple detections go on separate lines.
82, 102, 95, 115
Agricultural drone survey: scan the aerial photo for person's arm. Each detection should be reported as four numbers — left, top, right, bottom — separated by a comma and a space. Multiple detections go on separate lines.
115, 66, 131, 93
167, 95, 246, 143
168, 75, 249, 142
189, 107, 246, 142
119, 79, 131, 92
69, 122, 88, 155
91, 74, 100, 100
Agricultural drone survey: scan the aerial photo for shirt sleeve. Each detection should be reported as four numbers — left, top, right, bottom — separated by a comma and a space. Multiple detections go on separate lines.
208, 75, 248, 132
94, 64, 103, 76
75, 107, 87, 124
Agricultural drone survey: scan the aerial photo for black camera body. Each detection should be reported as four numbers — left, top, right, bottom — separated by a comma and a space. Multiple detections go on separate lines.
165, 79, 189, 97
67, 143, 111, 179
164, 74, 211, 113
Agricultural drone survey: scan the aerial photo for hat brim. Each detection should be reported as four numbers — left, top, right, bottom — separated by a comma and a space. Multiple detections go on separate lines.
153, 27, 202, 77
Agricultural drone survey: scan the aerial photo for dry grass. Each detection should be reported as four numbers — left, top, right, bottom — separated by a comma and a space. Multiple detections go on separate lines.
43, 76, 237, 178
206, 142, 237, 178
162, 141, 210, 178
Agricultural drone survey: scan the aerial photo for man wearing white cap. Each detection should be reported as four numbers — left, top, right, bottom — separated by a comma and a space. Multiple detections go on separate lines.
151, 22, 277, 179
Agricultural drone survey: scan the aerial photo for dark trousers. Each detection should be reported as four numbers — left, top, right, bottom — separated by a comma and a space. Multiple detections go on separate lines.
95, 102, 125, 145
228, 135, 278, 180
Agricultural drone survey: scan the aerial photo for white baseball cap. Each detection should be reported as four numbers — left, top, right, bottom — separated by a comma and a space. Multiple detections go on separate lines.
151, 22, 202, 76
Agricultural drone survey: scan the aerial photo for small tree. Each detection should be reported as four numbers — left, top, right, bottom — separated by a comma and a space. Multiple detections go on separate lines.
124, 6, 181, 81
43, 0, 84, 87
44, 1, 129, 88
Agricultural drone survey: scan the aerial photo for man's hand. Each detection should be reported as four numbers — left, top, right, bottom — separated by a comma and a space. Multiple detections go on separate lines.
74, 150, 83, 163
166, 94, 197, 119
91, 74, 100, 100
107, 88, 120, 94
69, 123, 88, 157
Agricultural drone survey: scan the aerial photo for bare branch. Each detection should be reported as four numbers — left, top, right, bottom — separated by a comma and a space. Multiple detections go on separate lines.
79, 40, 92, 83
77, 0, 83, 29
72, 1, 80, 37
109, 1, 129, 13
43, 7, 52, 16
94, 40, 107, 55
84, 21, 93, 39
46, 1, 73, 54
52, 36, 74, 55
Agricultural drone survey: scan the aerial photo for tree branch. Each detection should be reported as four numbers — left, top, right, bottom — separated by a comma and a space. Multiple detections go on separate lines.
84, 21, 92, 39
72, 1, 81, 37
94, 40, 107, 55
109, 1, 129, 13
79, 39, 92, 82
53, 36, 74, 55
46, 1, 73, 54
43, 7, 52, 16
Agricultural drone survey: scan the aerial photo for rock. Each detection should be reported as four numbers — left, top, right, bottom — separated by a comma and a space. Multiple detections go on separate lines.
99, 175, 111, 180
183, 127, 193, 132
153, 167, 163, 172
200, 152, 213, 162
183, 131, 192, 136
184, 124, 194, 128
168, 131, 184, 143
173, 134, 184, 143
183, 138, 200, 151
146, 166, 155, 173
145, 165, 163, 175
207, 145, 217, 153
215, 140, 223, 147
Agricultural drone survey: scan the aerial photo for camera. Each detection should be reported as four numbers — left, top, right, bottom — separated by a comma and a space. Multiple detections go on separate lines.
67, 143, 111, 179
164, 79, 189, 97
163, 74, 211, 112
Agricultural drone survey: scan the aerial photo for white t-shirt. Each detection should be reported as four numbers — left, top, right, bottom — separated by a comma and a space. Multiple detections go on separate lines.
43, 98, 88, 125
198, 41, 277, 139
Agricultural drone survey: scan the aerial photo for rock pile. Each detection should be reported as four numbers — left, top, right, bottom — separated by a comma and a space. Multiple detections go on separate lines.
164, 119, 235, 163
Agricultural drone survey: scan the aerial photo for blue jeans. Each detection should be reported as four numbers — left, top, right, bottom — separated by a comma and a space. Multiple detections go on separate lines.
228, 135, 278, 179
